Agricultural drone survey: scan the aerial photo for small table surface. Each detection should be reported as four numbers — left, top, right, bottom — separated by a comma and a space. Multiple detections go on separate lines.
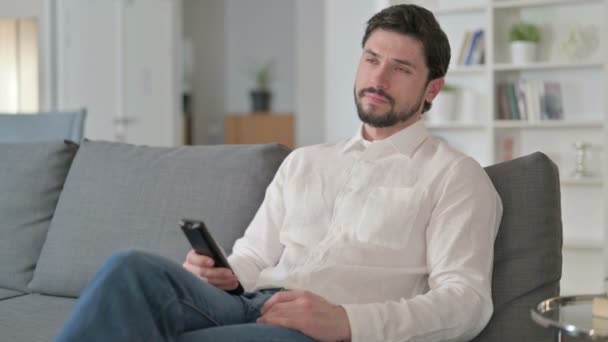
532, 294, 608, 340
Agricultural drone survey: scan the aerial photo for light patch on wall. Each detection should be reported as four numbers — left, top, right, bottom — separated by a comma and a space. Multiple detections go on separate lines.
0, 18, 39, 113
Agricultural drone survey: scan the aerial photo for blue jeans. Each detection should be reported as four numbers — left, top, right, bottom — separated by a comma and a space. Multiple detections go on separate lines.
55, 250, 318, 342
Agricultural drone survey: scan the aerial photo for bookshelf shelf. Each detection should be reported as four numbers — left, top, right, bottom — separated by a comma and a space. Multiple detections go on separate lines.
427, 122, 485, 130
493, 0, 602, 10
561, 178, 603, 186
382, 0, 607, 300
493, 120, 604, 129
563, 236, 603, 249
494, 60, 604, 71
448, 65, 486, 74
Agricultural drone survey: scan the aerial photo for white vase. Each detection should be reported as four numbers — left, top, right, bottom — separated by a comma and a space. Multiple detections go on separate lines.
429, 92, 457, 124
510, 41, 537, 65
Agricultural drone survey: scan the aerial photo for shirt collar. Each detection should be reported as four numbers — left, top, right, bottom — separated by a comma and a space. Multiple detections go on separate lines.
342, 119, 430, 157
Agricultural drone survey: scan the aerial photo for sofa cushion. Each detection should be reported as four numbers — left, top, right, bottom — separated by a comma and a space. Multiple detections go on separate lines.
0, 110, 86, 143
0, 294, 76, 341
473, 152, 562, 341
29, 141, 289, 297
0, 288, 24, 301
0, 141, 78, 291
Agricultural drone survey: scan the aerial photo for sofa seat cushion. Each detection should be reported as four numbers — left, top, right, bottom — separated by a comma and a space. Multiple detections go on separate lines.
29, 141, 289, 297
0, 288, 24, 301
0, 141, 78, 291
0, 294, 76, 341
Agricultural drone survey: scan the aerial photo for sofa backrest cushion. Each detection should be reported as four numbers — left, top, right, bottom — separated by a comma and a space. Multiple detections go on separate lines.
0, 110, 86, 143
0, 141, 78, 291
28, 141, 289, 297
473, 152, 562, 341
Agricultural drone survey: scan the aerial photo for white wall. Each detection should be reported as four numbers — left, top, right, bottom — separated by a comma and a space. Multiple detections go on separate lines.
183, 0, 225, 144
294, 0, 325, 147
323, 0, 376, 142
122, 0, 181, 146
224, 0, 294, 115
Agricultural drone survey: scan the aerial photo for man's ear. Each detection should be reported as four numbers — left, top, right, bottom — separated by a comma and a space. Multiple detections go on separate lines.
425, 78, 445, 103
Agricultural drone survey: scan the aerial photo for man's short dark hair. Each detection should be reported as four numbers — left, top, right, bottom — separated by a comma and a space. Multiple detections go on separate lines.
362, 4, 451, 112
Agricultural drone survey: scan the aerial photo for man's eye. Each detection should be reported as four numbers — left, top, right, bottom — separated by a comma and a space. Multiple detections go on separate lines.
395, 66, 410, 73
366, 58, 378, 64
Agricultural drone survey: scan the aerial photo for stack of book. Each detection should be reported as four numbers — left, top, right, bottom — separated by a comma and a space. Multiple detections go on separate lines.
456, 29, 485, 66
496, 80, 564, 121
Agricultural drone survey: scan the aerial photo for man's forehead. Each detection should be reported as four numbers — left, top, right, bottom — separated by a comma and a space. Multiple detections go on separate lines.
363, 31, 425, 63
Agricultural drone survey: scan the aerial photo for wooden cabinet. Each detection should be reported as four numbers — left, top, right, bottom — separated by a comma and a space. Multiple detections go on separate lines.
224, 113, 294, 149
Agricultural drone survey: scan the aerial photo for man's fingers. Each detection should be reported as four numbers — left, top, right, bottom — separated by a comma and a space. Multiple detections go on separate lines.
185, 250, 214, 267
261, 290, 306, 315
257, 314, 293, 328
216, 279, 240, 291
198, 267, 235, 280
208, 275, 238, 287
182, 261, 233, 281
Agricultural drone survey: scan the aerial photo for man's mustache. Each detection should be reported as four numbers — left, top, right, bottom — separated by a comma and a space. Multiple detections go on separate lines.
358, 87, 395, 105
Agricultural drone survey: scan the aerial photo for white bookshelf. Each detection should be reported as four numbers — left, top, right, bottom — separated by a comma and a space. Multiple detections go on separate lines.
561, 178, 603, 187
493, 0, 602, 9
447, 65, 486, 74
427, 122, 485, 130
493, 120, 604, 129
494, 60, 604, 71
378, 0, 608, 294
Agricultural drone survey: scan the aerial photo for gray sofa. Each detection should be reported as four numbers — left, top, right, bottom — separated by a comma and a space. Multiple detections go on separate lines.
0, 140, 562, 341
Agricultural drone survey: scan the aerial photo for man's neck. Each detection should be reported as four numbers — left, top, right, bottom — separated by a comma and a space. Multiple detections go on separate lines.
362, 116, 421, 141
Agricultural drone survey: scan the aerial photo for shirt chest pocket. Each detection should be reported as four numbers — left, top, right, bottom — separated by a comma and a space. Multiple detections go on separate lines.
354, 187, 427, 249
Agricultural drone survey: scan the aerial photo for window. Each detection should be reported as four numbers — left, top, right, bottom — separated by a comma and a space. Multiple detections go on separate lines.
0, 18, 39, 113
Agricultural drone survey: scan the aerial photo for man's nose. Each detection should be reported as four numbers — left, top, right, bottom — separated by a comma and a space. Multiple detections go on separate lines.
371, 65, 390, 90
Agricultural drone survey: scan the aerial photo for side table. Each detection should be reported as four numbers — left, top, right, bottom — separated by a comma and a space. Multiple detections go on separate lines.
531, 294, 608, 341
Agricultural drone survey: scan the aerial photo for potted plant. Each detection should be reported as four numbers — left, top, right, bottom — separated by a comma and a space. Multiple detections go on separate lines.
509, 22, 540, 65
250, 61, 274, 113
429, 83, 459, 124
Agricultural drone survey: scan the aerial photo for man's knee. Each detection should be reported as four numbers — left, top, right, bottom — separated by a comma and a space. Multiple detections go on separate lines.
102, 249, 153, 277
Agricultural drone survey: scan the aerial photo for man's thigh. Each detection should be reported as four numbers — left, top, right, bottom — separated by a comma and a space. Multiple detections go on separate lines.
178, 323, 318, 342
122, 251, 272, 330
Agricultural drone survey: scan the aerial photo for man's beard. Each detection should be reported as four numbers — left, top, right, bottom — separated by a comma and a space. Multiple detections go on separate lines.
355, 87, 423, 128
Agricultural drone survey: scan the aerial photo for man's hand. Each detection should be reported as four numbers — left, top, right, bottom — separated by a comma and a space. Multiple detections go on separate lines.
257, 290, 351, 342
182, 249, 239, 291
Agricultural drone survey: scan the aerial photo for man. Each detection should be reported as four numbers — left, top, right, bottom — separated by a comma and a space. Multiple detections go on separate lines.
56, 4, 502, 342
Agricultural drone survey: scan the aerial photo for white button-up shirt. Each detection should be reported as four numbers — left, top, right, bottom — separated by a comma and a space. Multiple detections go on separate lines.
229, 119, 503, 342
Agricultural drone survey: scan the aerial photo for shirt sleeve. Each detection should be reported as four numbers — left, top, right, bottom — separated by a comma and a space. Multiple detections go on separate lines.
342, 157, 503, 342
227, 153, 293, 291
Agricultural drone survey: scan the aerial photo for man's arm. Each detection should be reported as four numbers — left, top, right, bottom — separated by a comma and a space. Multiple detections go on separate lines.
227, 153, 293, 291
342, 157, 503, 342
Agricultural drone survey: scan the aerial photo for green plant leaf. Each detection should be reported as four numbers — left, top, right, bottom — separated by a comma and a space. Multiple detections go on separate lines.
255, 60, 274, 91
509, 22, 540, 42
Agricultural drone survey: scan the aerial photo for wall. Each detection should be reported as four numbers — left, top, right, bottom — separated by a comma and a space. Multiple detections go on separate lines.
183, 0, 225, 144
294, 0, 325, 147
323, 0, 376, 142
224, 0, 294, 115
183, 0, 297, 145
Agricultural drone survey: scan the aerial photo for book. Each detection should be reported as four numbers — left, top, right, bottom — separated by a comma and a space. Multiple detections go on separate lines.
497, 84, 510, 120
470, 30, 485, 65
457, 31, 472, 65
465, 29, 484, 65
516, 80, 528, 121
506, 82, 521, 120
